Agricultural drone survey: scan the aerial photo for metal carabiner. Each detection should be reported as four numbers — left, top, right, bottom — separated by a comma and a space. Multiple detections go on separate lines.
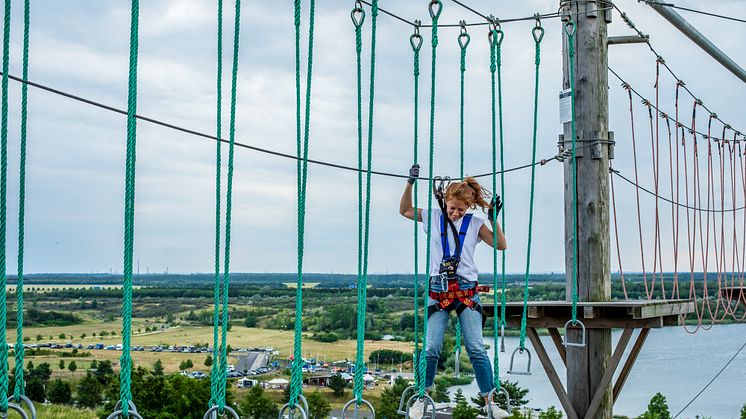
351, 0, 365, 28
562, 319, 587, 348
341, 398, 375, 419
487, 15, 503, 47
507, 347, 532, 375
458, 21, 470, 50
410, 20, 423, 52
532, 14, 545, 44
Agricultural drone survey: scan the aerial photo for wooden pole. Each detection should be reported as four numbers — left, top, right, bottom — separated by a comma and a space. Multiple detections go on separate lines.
561, 1, 613, 418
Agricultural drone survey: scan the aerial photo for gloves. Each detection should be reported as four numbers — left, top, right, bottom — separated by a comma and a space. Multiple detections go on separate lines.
487, 195, 503, 221
407, 164, 420, 184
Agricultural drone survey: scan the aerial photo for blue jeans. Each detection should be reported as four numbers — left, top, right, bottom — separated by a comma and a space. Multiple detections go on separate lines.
424, 282, 494, 396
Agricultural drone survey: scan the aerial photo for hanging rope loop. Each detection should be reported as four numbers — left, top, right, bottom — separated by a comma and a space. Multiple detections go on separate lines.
428, 0, 442, 20
458, 20, 470, 49
532, 15, 544, 44
351, 0, 365, 28
563, 19, 576, 37
410, 20, 422, 52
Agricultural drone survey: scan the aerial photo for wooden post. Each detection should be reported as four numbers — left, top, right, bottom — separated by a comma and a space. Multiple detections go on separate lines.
561, 1, 613, 418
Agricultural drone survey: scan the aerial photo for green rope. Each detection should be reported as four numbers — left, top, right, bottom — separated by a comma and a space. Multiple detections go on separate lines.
565, 21, 579, 324
354, 0, 377, 403
217, 0, 241, 410
419, 0, 441, 398
518, 19, 544, 351
496, 23, 508, 361
119, 1, 140, 416
209, 0, 223, 410
454, 22, 469, 357
290, 0, 315, 407
14, 0, 30, 402
488, 22, 504, 390
410, 22, 422, 389
0, 0, 10, 411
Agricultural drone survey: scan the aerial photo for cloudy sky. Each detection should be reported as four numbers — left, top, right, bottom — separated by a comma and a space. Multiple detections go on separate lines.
2, 0, 745, 275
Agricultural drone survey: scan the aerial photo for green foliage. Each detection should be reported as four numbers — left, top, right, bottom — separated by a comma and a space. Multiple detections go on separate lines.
741, 403, 746, 419
244, 312, 258, 327
311, 332, 339, 343
153, 359, 164, 375
93, 360, 114, 385
28, 362, 52, 381
539, 406, 563, 419
68, 361, 78, 373
328, 374, 347, 397
26, 377, 46, 403
431, 381, 450, 403
19, 309, 83, 326
472, 380, 530, 411
59, 359, 66, 370
369, 349, 412, 365
376, 377, 409, 419
179, 359, 194, 370
47, 378, 73, 404
453, 389, 480, 419
204, 355, 213, 367
307, 391, 331, 419
240, 385, 278, 419
59, 333, 67, 339
639, 393, 671, 419
76, 373, 102, 409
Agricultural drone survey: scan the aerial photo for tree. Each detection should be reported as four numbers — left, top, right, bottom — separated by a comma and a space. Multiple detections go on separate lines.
472, 380, 529, 411
28, 362, 52, 381
244, 312, 258, 328
76, 372, 102, 409
68, 361, 78, 374
538, 406, 563, 419
376, 376, 409, 419
453, 390, 480, 419
59, 360, 65, 370
328, 374, 347, 397
741, 403, 746, 419
93, 360, 114, 385
431, 381, 450, 403
47, 378, 73, 404
240, 385, 278, 419
179, 359, 194, 371
80, 333, 86, 339
25, 377, 46, 403
307, 391, 331, 419
58, 333, 66, 339
204, 355, 213, 367
640, 392, 671, 419
153, 359, 164, 375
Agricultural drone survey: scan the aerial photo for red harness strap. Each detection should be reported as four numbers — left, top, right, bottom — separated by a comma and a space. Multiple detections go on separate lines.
429, 279, 490, 310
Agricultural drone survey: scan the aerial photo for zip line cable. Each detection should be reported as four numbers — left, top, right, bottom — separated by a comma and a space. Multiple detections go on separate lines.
638, 1, 746, 25
0, 72, 566, 181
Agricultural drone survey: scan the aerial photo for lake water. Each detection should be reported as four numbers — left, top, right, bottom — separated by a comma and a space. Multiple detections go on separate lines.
451, 323, 746, 418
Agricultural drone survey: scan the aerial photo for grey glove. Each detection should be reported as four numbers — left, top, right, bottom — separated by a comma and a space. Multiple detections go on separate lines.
487, 196, 503, 221
407, 164, 420, 184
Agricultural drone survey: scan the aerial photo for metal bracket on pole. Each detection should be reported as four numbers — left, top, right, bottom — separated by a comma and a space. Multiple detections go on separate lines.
607, 35, 649, 45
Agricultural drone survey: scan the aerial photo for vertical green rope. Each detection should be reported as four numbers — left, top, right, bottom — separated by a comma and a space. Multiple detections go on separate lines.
488, 22, 504, 390
454, 22, 469, 358
118, 1, 140, 416
14, 0, 30, 402
565, 21, 579, 324
217, 0, 242, 411
0, 0, 10, 412
209, 0, 223, 410
518, 20, 544, 351
353, 0, 377, 403
290, 0, 315, 408
419, 0, 441, 398
496, 23, 508, 361
410, 22, 422, 389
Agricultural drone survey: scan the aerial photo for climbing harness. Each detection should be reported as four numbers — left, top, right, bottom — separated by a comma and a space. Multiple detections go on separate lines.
562, 18, 586, 348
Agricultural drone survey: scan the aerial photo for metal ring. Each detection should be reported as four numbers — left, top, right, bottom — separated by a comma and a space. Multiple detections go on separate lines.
397, 385, 417, 415
564, 20, 576, 37
10, 395, 36, 419
0, 403, 29, 419
350, 3, 365, 28
405, 394, 436, 419
106, 410, 144, 419
410, 33, 423, 52
562, 319, 587, 348
428, 0, 442, 20
279, 403, 307, 419
203, 405, 240, 419
458, 30, 470, 50
488, 29, 504, 47
507, 347, 532, 375
113, 400, 138, 414
341, 398, 375, 418
487, 387, 512, 416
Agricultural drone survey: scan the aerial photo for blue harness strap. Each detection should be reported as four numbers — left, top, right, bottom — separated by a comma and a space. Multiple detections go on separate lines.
440, 213, 473, 258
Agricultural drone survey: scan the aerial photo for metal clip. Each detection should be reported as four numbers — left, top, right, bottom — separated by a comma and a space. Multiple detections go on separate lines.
562, 319, 587, 348
351, 0, 365, 28
458, 20, 470, 49
507, 347, 532, 375
410, 20, 423, 51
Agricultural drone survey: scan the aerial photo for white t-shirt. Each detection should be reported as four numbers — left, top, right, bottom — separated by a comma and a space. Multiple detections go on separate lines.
421, 207, 485, 282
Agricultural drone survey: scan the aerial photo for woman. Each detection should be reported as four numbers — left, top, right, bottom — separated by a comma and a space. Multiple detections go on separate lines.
399, 164, 508, 418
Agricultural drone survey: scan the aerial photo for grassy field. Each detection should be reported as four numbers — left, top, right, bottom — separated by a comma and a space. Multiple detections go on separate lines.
7, 325, 414, 374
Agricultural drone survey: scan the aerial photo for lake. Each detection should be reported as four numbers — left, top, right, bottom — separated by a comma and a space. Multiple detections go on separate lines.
452, 323, 746, 418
